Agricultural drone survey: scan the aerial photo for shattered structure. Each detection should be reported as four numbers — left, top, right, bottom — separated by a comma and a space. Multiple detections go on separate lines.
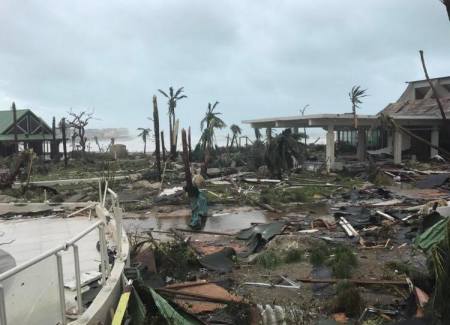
244, 76, 450, 171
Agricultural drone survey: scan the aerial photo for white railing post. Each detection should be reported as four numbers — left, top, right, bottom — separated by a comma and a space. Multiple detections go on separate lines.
99, 225, 108, 284
113, 207, 123, 257
98, 181, 102, 204
102, 181, 108, 207
0, 284, 7, 325
72, 245, 83, 314
56, 253, 66, 325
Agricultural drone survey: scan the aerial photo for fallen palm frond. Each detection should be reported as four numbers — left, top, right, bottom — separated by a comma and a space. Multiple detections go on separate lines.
429, 219, 450, 322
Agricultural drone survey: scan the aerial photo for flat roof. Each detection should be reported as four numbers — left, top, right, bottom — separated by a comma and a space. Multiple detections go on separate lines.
242, 113, 377, 123
242, 112, 445, 128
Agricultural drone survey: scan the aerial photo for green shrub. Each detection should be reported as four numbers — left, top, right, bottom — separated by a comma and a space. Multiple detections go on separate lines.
309, 242, 330, 267
329, 245, 358, 278
284, 248, 304, 263
255, 250, 282, 269
332, 280, 364, 317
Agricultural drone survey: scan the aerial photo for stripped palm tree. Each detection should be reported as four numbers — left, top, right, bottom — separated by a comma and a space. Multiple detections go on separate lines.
229, 124, 242, 148
158, 87, 187, 157
254, 128, 262, 142
200, 101, 226, 175
137, 127, 151, 154
349, 86, 368, 129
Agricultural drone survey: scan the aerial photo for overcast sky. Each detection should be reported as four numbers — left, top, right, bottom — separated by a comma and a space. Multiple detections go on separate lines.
1, 0, 449, 150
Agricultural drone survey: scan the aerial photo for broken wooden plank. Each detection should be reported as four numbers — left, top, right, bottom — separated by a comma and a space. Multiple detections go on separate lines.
376, 210, 396, 222
339, 217, 359, 237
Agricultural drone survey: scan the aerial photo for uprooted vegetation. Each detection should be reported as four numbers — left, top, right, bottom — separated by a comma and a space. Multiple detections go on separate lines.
2, 121, 450, 325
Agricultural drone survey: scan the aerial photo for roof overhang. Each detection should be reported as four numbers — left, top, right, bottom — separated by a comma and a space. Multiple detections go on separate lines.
242, 114, 380, 129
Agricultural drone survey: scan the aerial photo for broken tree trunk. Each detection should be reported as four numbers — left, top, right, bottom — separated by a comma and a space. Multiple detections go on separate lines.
181, 129, 193, 194
420, 50, 447, 124
61, 118, 68, 167
419, 50, 450, 141
188, 126, 192, 162
51, 117, 57, 161
12, 102, 18, 150
169, 113, 174, 159
161, 130, 166, 162
384, 114, 450, 159
153, 95, 162, 181
172, 118, 179, 159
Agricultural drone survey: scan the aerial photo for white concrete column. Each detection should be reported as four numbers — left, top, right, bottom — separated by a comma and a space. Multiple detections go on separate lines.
393, 129, 402, 164
430, 126, 439, 158
356, 127, 367, 161
326, 124, 335, 172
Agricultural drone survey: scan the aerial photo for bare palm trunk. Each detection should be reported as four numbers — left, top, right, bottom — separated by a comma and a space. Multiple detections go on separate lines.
188, 126, 192, 162
12, 102, 18, 152
144, 140, 146, 154
201, 146, 210, 177
153, 96, 162, 181
172, 119, 179, 158
419, 50, 449, 143
172, 111, 178, 156
420, 51, 447, 123
51, 117, 57, 161
181, 129, 193, 194
61, 118, 68, 167
161, 131, 166, 162
169, 113, 173, 159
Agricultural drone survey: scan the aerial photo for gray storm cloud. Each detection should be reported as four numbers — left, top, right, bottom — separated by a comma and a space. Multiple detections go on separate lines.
0, 0, 449, 150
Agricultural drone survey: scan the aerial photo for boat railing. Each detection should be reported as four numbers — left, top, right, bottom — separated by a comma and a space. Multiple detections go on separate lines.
0, 181, 121, 325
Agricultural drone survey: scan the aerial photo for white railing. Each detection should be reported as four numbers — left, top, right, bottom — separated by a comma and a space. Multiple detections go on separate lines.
0, 181, 121, 325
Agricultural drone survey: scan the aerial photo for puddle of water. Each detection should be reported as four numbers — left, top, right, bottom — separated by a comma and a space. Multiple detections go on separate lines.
124, 210, 269, 234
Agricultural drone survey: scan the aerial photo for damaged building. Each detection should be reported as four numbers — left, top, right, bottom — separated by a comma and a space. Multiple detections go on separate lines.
0, 108, 62, 159
243, 76, 450, 171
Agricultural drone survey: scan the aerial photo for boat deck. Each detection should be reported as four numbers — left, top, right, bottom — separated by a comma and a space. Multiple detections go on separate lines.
0, 215, 102, 322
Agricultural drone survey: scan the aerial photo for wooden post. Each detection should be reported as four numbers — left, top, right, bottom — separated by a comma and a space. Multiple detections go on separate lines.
61, 118, 68, 167
181, 129, 193, 195
161, 131, 166, 162
188, 126, 192, 162
153, 96, 162, 181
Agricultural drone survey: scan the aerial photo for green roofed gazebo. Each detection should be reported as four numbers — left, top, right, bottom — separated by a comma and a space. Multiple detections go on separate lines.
0, 108, 62, 158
